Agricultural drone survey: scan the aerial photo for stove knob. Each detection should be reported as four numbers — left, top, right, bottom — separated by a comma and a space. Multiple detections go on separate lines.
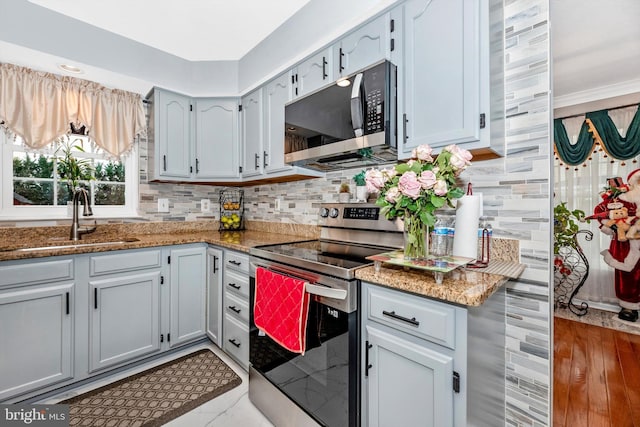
320, 207, 330, 218
329, 208, 340, 218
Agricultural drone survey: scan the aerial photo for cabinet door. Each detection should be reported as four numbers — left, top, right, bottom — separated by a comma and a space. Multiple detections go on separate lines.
366, 325, 454, 427
89, 272, 161, 372
194, 98, 240, 179
156, 89, 192, 178
0, 283, 73, 400
336, 14, 390, 77
170, 246, 206, 347
400, 0, 480, 155
241, 89, 263, 178
294, 48, 333, 98
263, 73, 293, 174
206, 247, 223, 347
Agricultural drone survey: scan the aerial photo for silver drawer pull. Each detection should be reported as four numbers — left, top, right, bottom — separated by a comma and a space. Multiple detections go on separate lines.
382, 310, 420, 327
305, 283, 347, 300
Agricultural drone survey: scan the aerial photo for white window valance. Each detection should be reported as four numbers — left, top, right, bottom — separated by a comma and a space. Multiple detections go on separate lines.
0, 63, 145, 158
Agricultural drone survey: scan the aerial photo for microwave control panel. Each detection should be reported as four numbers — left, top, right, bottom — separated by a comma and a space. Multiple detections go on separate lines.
365, 90, 384, 134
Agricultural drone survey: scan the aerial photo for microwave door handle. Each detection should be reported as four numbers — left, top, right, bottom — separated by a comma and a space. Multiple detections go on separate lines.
350, 73, 364, 137
305, 283, 347, 300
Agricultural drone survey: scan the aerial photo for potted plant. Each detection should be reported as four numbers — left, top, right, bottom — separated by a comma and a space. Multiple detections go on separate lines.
353, 170, 367, 202
56, 138, 94, 214
365, 144, 471, 260
553, 201, 592, 315
553, 202, 588, 254
338, 183, 351, 203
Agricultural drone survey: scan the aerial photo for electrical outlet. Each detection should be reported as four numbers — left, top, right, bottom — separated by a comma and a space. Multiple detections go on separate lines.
201, 199, 211, 212
274, 198, 281, 211
158, 198, 169, 213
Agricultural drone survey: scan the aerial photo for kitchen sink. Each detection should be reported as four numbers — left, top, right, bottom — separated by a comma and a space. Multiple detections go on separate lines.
0, 237, 140, 252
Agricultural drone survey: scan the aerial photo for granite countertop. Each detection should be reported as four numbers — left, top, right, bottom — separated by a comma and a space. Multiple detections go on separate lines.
356, 259, 525, 307
0, 220, 525, 308
0, 221, 316, 262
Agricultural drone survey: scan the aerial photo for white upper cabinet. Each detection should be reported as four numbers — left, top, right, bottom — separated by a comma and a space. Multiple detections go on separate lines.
293, 47, 333, 98
194, 98, 240, 179
398, 0, 503, 159
263, 72, 293, 173
335, 14, 392, 77
149, 88, 241, 182
155, 89, 192, 179
241, 89, 264, 178
239, 73, 324, 182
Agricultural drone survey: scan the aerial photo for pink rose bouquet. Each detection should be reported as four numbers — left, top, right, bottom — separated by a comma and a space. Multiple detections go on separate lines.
364, 143, 472, 259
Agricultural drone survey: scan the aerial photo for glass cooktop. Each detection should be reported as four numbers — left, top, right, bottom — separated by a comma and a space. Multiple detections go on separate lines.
250, 240, 388, 278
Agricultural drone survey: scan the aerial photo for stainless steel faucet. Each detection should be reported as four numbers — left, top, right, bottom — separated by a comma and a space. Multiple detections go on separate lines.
70, 188, 97, 240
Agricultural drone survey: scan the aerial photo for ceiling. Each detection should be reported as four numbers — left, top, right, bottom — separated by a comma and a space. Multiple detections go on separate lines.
27, 0, 311, 61
551, 0, 640, 107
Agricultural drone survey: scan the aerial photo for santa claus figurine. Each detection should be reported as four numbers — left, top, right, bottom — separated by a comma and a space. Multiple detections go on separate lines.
598, 169, 640, 322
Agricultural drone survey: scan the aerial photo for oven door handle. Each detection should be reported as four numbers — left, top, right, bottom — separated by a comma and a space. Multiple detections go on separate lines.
305, 283, 347, 300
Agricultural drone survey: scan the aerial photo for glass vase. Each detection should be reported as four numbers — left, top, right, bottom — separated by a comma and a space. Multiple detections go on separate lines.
403, 215, 429, 260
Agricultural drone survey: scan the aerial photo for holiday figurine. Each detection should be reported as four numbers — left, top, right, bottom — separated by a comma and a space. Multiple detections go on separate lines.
593, 169, 640, 322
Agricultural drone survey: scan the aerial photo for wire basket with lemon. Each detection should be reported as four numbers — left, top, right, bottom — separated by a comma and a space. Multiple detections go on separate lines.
219, 189, 244, 231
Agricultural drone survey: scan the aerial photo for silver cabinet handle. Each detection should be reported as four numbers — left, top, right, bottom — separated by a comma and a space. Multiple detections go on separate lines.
305, 283, 347, 300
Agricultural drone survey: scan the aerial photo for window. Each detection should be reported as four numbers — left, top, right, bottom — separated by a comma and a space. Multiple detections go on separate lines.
1, 132, 138, 219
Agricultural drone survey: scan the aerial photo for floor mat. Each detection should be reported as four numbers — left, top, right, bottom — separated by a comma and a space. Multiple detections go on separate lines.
60, 349, 242, 426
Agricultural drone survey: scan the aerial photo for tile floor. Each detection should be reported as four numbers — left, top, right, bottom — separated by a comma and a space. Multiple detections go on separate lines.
554, 305, 640, 335
39, 343, 274, 427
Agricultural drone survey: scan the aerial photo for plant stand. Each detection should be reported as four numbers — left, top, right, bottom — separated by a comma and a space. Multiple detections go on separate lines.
554, 230, 593, 316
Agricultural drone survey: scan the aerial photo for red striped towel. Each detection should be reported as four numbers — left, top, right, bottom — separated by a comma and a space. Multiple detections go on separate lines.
254, 267, 310, 354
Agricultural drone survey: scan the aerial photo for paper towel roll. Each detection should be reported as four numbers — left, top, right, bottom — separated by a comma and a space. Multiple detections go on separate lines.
452, 195, 481, 260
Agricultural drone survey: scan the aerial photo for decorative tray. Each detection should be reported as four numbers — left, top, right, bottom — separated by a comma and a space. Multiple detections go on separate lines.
366, 251, 474, 284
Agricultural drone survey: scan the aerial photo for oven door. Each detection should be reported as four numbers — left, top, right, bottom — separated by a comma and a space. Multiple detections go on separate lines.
249, 261, 359, 427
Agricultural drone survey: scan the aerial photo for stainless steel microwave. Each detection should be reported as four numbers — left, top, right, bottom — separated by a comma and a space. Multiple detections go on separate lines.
284, 60, 397, 171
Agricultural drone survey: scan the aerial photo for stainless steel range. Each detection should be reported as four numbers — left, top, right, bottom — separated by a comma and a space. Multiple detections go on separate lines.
249, 203, 402, 427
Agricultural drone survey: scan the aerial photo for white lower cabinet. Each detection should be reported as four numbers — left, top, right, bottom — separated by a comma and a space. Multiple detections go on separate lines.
169, 246, 206, 347
222, 249, 250, 370
89, 271, 161, 372
361, 281, 507, 427
0, 244, 211, 402
366, 326, 454, 427
0, 282, 74, 401
206, 247, 223, 347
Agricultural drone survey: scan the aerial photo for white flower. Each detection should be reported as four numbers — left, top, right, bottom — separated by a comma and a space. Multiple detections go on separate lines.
445, 144, 472, 170
411, 144, 434, 162
385, 186, 401, 203
433, 179, 448, 196
382, 168, 397, 182
365, 169, 386, 192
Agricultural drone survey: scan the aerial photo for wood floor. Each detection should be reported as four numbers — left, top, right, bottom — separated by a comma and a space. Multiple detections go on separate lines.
554, 316, 640, 427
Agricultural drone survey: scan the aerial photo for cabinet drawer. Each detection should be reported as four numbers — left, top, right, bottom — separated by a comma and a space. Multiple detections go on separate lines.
90, 250, 162, 276
366, 285, 456, 349
223, 314, 249, 369
224, 270, 249, 299
225, 251, 249, 274
225, 292, 249, 325
0, 258, 74, 289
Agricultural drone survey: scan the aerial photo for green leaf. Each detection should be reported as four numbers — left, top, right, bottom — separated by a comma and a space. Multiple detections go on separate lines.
396, 163, 410, 174
430, 194, 445, 208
